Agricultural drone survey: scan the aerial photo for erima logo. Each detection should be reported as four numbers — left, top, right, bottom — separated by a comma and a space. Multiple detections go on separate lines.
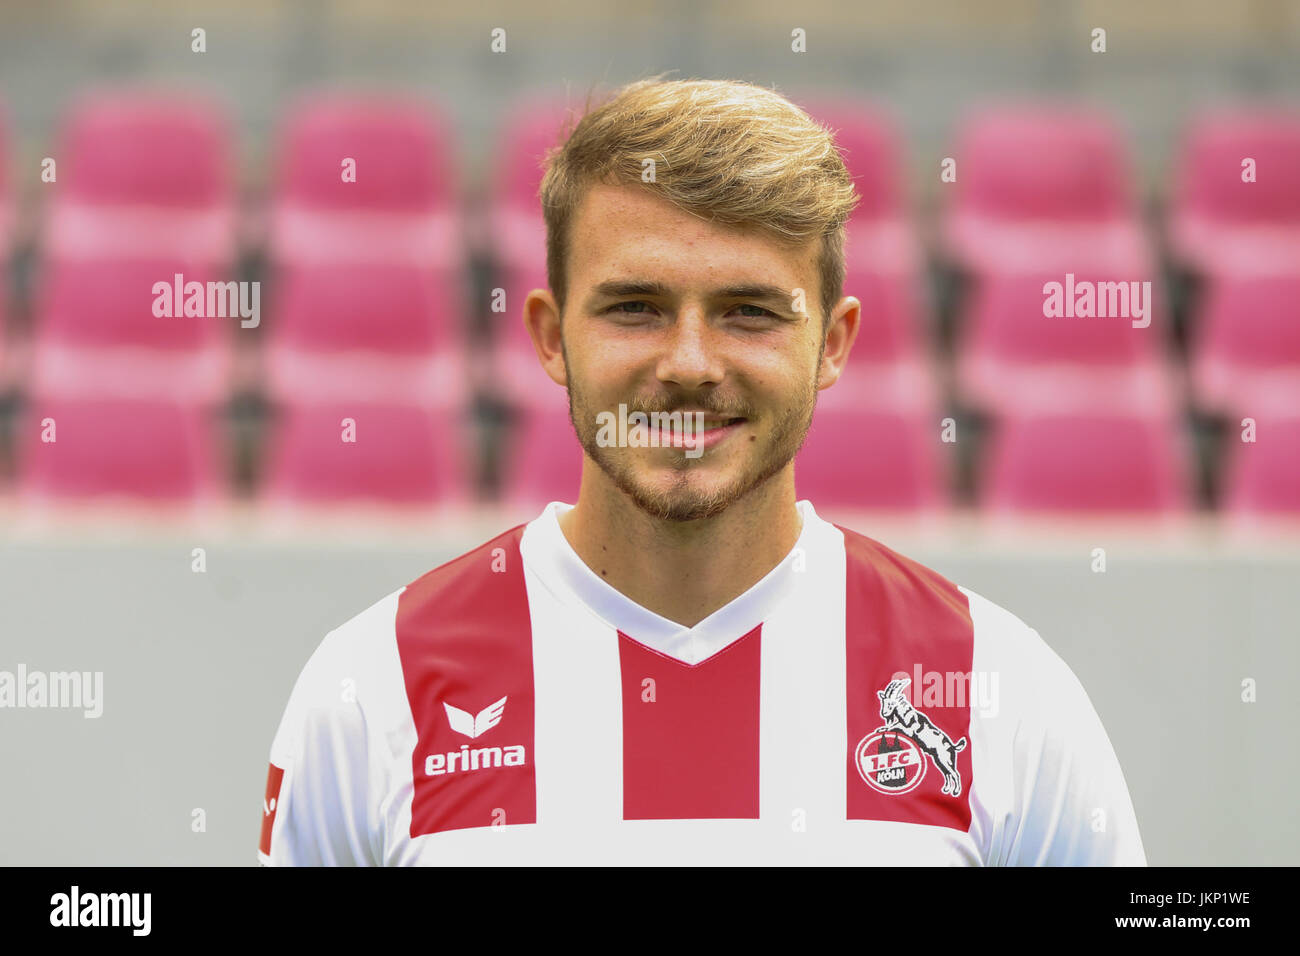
444, 695, 507, 738
425, 695, 526, 777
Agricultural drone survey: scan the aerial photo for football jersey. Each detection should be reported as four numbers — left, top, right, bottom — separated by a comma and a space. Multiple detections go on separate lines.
258, 500, 1146, 865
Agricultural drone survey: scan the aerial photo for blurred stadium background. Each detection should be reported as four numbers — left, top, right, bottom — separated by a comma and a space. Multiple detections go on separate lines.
0, 0, 1297, 864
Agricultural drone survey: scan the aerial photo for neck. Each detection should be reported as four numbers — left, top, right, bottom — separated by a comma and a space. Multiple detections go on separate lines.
557, 463, 803, 628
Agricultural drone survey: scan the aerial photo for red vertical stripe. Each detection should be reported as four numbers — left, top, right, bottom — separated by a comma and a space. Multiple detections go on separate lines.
259, 763, 285, 855
840, 527, 975, 831
396, 526, 536, 836
619, 627, 762, 820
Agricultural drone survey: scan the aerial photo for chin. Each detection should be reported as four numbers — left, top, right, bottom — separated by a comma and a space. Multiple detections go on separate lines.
619, 465, 768, 523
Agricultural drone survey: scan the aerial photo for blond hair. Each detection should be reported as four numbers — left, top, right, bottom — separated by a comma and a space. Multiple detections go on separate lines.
538, 76, 860, 327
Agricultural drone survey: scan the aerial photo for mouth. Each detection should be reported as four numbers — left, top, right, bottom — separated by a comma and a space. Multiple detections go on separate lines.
645, 414, 747, 451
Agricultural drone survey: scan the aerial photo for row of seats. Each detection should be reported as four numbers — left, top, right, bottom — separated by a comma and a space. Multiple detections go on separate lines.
0, 92, 1296, 516
9, 398, 1297, 519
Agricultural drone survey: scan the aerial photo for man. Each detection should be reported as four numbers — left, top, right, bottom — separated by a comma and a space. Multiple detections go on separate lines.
258, 77, 1146, 865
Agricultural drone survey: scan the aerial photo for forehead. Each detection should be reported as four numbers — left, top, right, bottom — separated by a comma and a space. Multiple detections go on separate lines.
568, 182, 817, 295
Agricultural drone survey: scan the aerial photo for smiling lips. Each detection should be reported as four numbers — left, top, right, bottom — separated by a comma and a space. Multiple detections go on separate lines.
635, 414, 746, 451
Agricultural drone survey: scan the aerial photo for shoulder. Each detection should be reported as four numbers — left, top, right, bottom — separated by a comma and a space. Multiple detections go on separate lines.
959, 584, 1087, 706
835, 523, 969, 614
277, 524, 530, 744
397, 524, 528, 616
318, 523, 529, 666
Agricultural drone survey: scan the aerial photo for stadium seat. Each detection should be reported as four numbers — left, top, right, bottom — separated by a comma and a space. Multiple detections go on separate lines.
803, 99, 918, 276
1221, 413, 1300, 519
261, 400, 470, 506
269, 94, 460, 268
265, 94, 469, 423
1170, 109, 1300, 276
942, 105, 1149, 274
956, 268, 1171, 413
488, 98, 575, 358
797, 383, 947, 511
982, 409, 1191, 516
45, 91, 236, 263
843, 269, 928, 368
28, 257, 232, 401
263, 261, 468, 404
1191, 272, 1300, 414
500, 400, 584, 506
17, 395, 222, 502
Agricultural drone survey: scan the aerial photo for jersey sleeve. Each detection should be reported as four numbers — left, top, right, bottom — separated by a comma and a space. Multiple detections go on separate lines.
1003, 628, 1147, 867
258, 628, 381, 866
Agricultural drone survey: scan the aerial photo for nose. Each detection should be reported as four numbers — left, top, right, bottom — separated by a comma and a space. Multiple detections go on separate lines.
655, 306, 725, 390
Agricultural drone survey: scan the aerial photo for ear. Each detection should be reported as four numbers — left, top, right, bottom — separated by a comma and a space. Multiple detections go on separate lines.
816, 294, 861, 391
523, 288, 568, 387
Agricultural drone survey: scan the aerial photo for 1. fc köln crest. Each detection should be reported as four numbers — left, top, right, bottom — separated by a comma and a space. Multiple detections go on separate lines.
855, 678, 967, 797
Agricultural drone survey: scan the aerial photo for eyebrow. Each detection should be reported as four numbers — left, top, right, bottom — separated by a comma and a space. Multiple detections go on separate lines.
585, 279, 796, 308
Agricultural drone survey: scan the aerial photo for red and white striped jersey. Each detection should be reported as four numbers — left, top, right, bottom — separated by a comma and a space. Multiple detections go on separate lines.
258, 500, 1146, 866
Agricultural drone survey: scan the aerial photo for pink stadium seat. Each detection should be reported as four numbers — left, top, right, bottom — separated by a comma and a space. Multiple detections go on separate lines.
983, 409, 1190, 516
29, 257, 231, 400
262, 400, 469, 505
263, 261, 467, 402
271, 263, 454, 353
796, 387, 946, 511
35, 257, 227, 351
843, 269, 927, 366
943, 105, 1149, 274
1221, 413, 1300, 518
1192, 273, 1300, 414
804, 99, 917, 275
270, 94, 460, 267
501, 401, 583, 506
1170, 109, 1300, 276
956, 269, 1170, 413
46, 91, 235, 263
18, 395, 221, 502
494, 97, 577, 213
489, 98, 576, 357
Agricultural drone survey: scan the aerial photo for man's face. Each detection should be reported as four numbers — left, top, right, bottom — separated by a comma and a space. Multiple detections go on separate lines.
556, 182, 836, 522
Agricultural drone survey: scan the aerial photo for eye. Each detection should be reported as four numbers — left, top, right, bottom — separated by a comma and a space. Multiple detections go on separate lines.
605, 300, 656, 315
733, 304, 777, 318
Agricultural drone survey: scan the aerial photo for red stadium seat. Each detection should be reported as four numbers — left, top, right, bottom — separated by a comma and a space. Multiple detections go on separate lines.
269, 94, 460, 268
942, 105, 1149, 274
17, 395, 223, 503
796, 383, 947, 512
1221, 413, 1300, 519
956, 269, 1171, 413
262, 400, 470, 506
1170, 109, 1300, 276
1191, 273, 1300, 414
45, 91, 236, 263
982, 409, 1191, 516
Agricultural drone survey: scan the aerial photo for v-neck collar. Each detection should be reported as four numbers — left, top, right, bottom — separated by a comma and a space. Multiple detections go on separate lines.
520, 499, 821, 666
